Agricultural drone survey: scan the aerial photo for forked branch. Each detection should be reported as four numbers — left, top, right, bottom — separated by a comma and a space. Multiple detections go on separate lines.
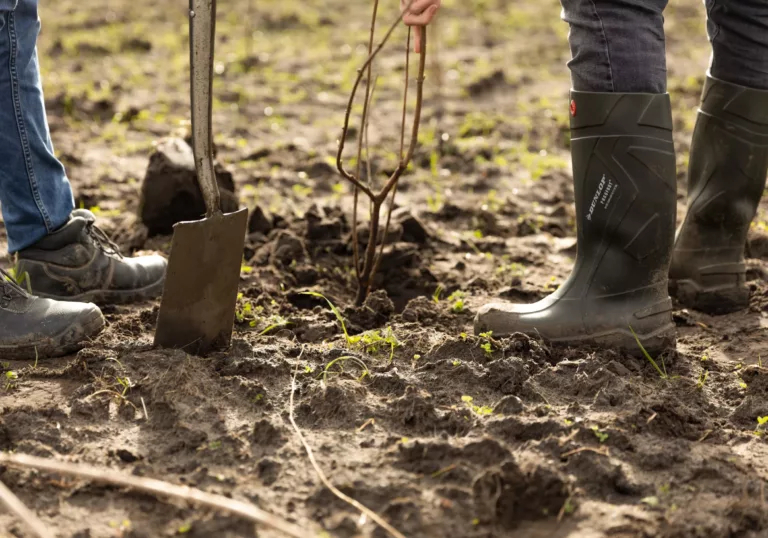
337, 1, 428, 305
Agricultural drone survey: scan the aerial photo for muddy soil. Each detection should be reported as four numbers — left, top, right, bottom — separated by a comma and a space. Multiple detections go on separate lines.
1, 0, 768, 537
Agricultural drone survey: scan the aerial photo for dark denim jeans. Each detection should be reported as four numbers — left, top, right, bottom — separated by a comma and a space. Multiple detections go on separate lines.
561, 0, 768, 93
0, 0, 74, 253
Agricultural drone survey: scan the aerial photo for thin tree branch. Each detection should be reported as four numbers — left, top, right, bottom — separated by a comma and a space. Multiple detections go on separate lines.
352, 0, 380, 280
375, 26, 427, 205
0, 453, 309, 538
336, 0, 414, 183
289, 366, 406, 538
0, 479, 54, 538
399, 27, 412, 162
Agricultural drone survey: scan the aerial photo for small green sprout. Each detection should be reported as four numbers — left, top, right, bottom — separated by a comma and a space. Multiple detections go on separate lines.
452, 359, 461, 367
591, 425, 609, 443
448, 290, 467, 313
322, 356, 370, 384
461, 395, 493, 416
433, 285, 443, 304
630, 326, 669, 379
641, 496, 660, 507
561, 498, 576, 517
5, 371, 18, 390
478, 331, 496, 355
302, 291, 351, 345
696, 370, 709, 390
756, 416, 768, 435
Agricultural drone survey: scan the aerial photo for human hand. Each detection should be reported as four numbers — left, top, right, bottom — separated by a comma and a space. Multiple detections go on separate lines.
400, 0, 440, 53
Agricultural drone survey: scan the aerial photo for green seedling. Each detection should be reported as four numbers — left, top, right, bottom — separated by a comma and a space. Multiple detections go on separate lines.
432, 285, 443, 304
478, 331, 496, 356
630, 326, 669, 379
178, 522, 193, 534
322, 356, 370, 384
591, 425, 609, 443
756, 416, 768, 435
5, 371, 18, 390
355, 326, 400, 362
302, 291, 352, 345
116, 376, 133, 397
696, 370, 709, 390
461, 395, 493, 416
235, 293, 265, 325
560, 497, 576, 518
258, 315, 290, 335
452, 359, 462, 367
448, 290, 467, 313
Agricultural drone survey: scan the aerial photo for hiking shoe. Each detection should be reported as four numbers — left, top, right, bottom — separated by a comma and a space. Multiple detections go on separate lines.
0, 269, 104, 359
17, 210, 167, 304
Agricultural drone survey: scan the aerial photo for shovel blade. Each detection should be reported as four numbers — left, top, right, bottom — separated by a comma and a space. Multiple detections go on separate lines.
154, 209, 247, 354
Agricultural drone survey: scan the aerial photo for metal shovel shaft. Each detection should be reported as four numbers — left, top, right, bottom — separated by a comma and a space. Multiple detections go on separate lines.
190, 0, 220, 217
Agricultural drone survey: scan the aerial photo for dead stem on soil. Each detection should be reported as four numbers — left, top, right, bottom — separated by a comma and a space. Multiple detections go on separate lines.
0, 478, 54, 538
336, 0, 428, 305
0, 453, 308, 538
289, 365, 407, 538
560, 446, 610, 459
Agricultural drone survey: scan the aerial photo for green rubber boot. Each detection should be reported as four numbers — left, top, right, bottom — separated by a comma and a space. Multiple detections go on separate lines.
475, 92, 677, 356
669, 76, 768, 314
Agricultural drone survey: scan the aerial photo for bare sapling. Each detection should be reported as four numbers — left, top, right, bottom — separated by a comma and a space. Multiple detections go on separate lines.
336, 0, 428, 305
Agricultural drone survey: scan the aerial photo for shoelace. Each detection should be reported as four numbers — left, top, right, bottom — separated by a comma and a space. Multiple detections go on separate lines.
0, 268, 30, 307
86, 222, 124, 259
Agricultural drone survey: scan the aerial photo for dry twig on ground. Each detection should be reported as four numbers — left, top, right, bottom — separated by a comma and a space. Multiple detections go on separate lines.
0, 478, 54, 538
289, 365, 407, 538
0, 452, 308, 538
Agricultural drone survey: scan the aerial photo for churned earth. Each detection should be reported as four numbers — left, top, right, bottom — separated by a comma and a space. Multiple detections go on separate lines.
1, 0, 768, 536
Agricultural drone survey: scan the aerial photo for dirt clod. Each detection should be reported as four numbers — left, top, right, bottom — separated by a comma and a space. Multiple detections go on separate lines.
139, 137, 239, 235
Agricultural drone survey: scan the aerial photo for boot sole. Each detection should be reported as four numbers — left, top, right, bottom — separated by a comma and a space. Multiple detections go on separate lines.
669, 278, 749, 315
548, 323, 677, 359
0, 309, 105, 360
34, 276, 165, 306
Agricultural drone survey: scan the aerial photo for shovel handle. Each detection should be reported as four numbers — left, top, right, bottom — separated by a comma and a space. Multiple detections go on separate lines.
190, 0, 221, 218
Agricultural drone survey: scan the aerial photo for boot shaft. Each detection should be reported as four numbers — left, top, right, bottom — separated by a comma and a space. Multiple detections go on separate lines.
683, 76, 768, 254
669, 76, 768, 314
568, 91, 677, 298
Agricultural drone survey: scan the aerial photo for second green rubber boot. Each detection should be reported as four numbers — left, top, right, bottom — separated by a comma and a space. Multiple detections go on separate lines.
475, 92, 678, 356
669, 76, 768, 314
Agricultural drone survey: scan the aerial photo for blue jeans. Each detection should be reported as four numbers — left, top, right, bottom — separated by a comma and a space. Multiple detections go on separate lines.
0, 0, 73, 253
562, 0, 768, 93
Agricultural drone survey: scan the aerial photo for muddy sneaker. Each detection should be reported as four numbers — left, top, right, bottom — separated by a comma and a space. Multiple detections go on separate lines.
669, 77, 768, 315
0, 269, 104, 359
474, 92, 678, 356
16, 210, 167, 304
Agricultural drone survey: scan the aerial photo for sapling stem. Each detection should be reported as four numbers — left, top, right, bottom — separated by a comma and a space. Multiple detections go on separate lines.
338, 2, 427, 305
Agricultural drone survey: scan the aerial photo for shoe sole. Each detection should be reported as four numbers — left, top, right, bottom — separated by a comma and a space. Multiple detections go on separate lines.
548, 323, 677, 358
669, 278, 749, 315
0, 309, 105, 360
34, 276, 165, 306
476, 320, 676, 358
